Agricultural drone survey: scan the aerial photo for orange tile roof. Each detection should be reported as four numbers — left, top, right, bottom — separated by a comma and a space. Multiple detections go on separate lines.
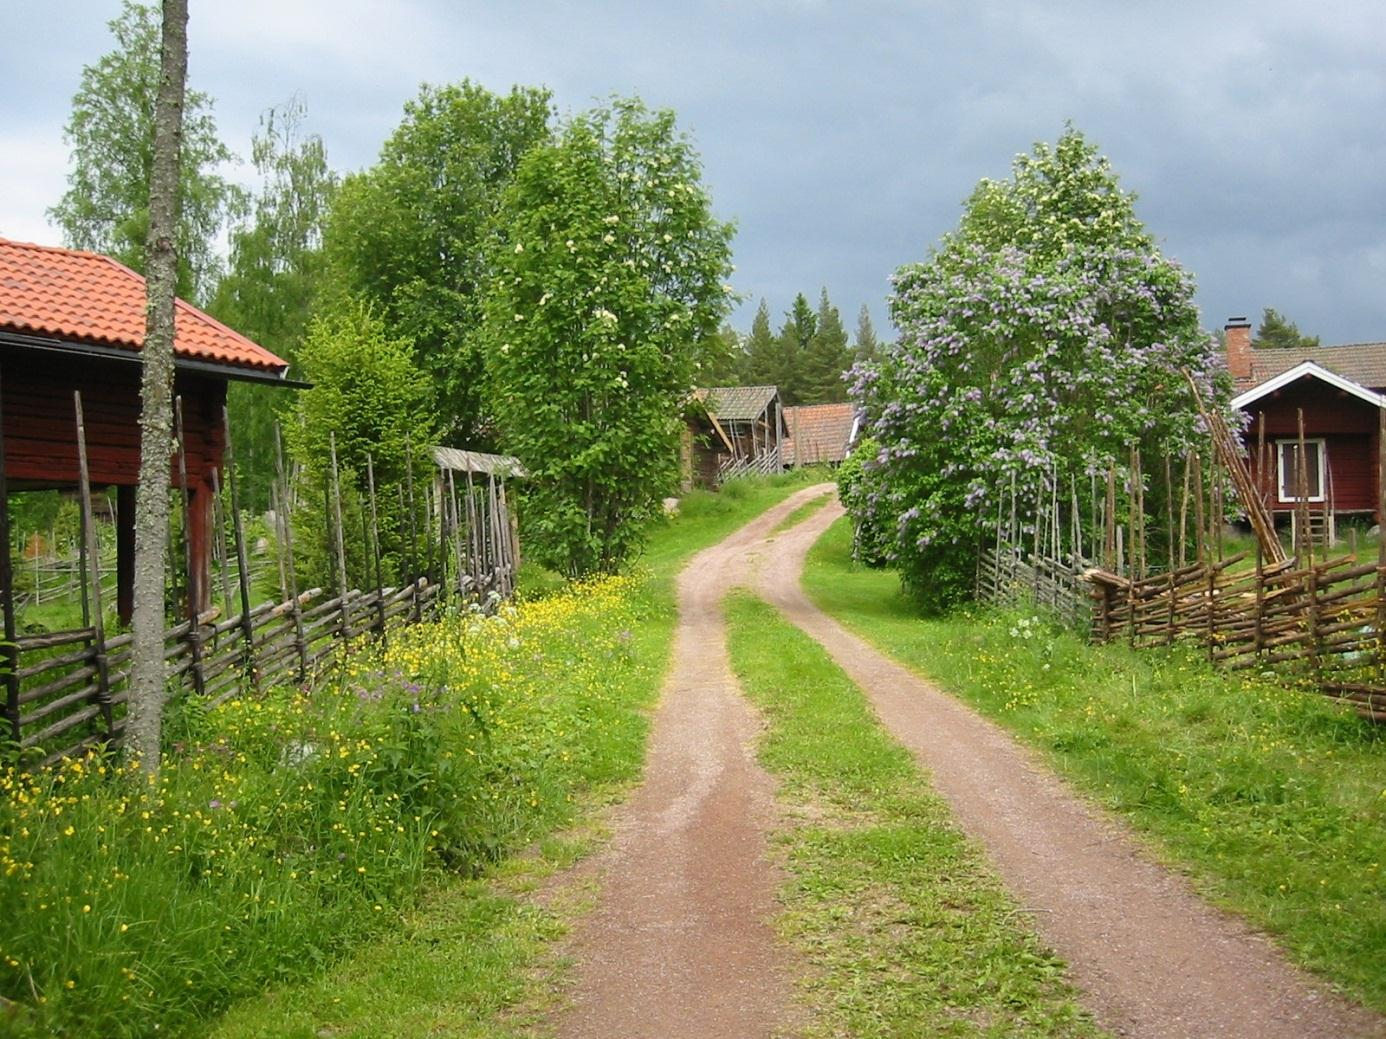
0, 238, 288, 374
783, 403, 856, 465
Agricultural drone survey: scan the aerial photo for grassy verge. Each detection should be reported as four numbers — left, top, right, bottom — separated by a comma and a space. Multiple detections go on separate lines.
803, 517, 1386, 1012
193, 473, 823, 1038
724, 592, 1104, 1037
768, 490, 833, 535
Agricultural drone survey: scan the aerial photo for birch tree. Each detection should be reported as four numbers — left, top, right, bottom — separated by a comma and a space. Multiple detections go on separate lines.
127, 0, 188, 769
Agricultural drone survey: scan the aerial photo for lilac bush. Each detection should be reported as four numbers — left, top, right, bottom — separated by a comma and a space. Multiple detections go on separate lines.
850, 129, 1227, 609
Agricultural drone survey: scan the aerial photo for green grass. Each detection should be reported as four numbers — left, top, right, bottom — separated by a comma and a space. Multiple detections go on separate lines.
803, 516, 1386, 1013
768, 489, 833, 535
199, 473, 823, 1039
724, 592, 1104, 1038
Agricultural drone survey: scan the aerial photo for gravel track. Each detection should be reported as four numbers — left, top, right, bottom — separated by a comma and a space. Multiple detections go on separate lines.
756, 493, 1384, 1039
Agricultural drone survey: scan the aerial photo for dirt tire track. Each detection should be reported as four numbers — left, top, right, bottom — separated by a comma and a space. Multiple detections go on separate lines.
758, 494, 1385, 1039
552, 486, 834, 1039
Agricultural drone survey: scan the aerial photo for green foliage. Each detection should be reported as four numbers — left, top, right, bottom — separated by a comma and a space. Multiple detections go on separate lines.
48, 0, 243, 303
213, 99, 340, 511
325, 81, 553, 442
775, 292, 817, 404
853, 126, 1224, 609
726, 591, 1103, 1036
482, 97, 734, 577
0, 576, 643, 1037
835, 436, 888, 566
698, 323, 746, 385
741, 290, 853, 404
1253, 307, 1321, 350
852, 303, 880, 363
284, 303, 436, 591
802, 288, 852, 403
739, 298, 779, 387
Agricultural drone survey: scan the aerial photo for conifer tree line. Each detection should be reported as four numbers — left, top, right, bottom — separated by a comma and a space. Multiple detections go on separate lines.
42, 0, 736, 580
705, 292, 881, 405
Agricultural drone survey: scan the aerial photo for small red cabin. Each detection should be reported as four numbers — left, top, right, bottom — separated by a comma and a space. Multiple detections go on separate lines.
0, 238, 290, 622
1227, 319, 1386, 529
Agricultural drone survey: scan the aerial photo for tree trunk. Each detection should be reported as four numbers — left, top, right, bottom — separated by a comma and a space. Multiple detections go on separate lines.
127, 0, 188, 770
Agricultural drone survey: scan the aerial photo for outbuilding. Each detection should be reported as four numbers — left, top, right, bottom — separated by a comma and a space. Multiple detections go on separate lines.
0, 238, 291, 623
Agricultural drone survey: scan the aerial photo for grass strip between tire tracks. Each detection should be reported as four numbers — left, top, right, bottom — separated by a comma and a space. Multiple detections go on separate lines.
803, 515, 1386, 1015
724, 591, 1107, 1038
201, 471, 825, 1039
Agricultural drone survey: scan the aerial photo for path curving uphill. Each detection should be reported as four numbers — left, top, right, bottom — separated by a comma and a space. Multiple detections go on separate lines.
757, 494, 1385, 1039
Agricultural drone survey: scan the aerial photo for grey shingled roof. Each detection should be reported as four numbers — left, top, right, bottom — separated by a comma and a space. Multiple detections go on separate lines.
1242, 343, 1386, 392
432, 446, 527, 478
695, 385, 779, 421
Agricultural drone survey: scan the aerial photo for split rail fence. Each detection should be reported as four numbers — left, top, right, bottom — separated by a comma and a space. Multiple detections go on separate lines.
3, 390, 522, 767
976, 397, 1386, 722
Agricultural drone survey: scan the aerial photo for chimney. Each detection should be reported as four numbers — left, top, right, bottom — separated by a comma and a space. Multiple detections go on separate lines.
1224, 317, 1252, 382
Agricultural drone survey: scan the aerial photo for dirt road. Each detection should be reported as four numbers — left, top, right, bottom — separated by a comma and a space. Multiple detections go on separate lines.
756, 495, 1383, 1039
552, 487, 832, 1039
553, 487, 1383, 1039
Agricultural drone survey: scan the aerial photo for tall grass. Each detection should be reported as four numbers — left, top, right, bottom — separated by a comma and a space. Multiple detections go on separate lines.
0, 578, 644, 1037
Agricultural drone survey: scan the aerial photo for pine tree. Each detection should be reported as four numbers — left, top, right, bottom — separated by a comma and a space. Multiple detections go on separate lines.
741, 299, 779, 386
775, 293, 817, 404
1253, 307, 1320, 350
853, 303, 880, 362
802, 288, 851, 403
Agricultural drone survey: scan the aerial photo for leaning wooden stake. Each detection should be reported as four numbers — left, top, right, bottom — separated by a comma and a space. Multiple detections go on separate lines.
328, 433, 352, 644
0, 369, 18, 749
173, 397, 205, 698
273, 423, 308, 681
365, 454, 386, 641
225, 409, 258, 693
74, 392, 112, 741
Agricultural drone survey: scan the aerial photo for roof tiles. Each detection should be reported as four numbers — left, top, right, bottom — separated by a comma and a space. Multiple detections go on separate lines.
1240, 343, 1386, 393
0, 238, 288, 374
783, 403, 856, 465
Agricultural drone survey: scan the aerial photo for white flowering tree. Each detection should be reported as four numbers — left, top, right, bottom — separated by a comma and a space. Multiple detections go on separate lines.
482, 98, 734, 577
850, 128, 1224, 609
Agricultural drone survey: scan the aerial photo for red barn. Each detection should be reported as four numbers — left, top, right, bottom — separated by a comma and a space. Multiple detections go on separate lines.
0, 238, 291, 622
1226, 318, 1386, 533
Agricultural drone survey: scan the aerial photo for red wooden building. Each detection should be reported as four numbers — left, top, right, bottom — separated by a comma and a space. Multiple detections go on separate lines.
1226, 318, 1386, 531
0, 238, 291, 622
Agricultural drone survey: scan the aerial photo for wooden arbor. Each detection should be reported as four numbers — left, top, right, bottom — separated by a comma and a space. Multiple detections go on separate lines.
0, 239, 292, 625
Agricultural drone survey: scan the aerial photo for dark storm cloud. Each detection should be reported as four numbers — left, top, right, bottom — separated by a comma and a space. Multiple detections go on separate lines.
5, 1, 1384, 342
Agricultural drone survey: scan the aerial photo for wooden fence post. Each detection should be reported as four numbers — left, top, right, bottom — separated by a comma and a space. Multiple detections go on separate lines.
366, 453, 386, 641
0, 368, 20, 748
173, 397, 208, 699
73, 392, 112, 740
272, 424, 308, 682
225, 408, 258, 693
328, 432, 352, 647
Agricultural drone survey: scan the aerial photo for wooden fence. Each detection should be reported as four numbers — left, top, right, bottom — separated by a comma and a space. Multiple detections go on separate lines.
3, 383, 523, 767
973, 409, 1386, 721
9, 579, 443, 767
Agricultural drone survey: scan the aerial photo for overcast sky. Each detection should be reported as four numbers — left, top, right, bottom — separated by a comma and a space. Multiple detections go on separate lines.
5, 1, 1385, 344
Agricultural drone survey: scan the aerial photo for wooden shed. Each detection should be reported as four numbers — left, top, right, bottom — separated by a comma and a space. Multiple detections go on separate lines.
0, 238, 291, 623
685, 385, 786, 489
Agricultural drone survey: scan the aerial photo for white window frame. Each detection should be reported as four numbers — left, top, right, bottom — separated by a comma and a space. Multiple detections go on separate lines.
1276, 438, 1326, 503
